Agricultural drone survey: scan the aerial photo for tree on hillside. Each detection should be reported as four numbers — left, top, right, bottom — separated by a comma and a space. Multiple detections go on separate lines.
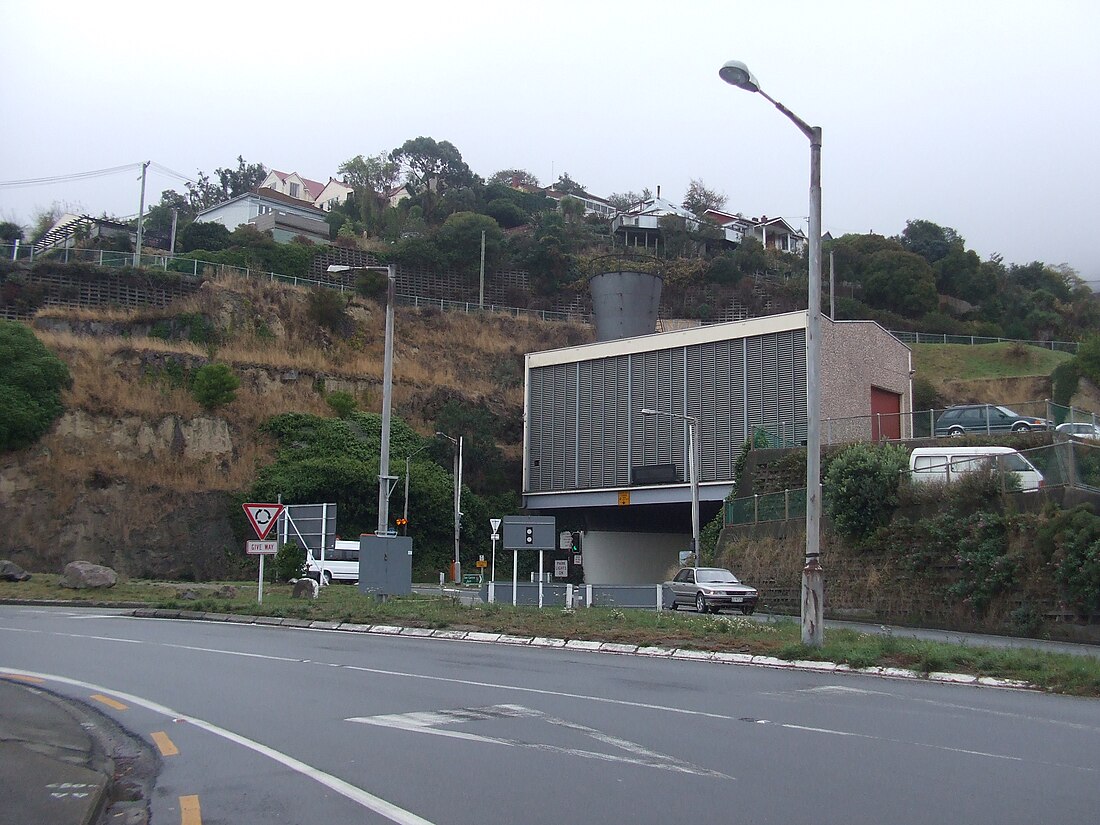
899, 219, 963, 264
552, 172, 586, 196
826, 233, 905, 285
0, 221, 24, 245
390, 137, 475, 195
339, 153, 400, 196
190, 363, 240, 410
487, 169, 540, 188
179, 220, 232, 253
934, 246, 994, 303
185, 156, 267, 212
435, 212, 503, 273
862, 249, 939, 318
682, 178, 727, 217
0, 320, 71, 452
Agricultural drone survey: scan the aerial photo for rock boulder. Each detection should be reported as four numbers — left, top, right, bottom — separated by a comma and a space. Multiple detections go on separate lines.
0, 560, 31, 582
60, 561, 118, 589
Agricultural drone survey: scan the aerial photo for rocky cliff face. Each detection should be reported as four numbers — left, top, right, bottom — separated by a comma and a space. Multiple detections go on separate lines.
1, 411, 245, 580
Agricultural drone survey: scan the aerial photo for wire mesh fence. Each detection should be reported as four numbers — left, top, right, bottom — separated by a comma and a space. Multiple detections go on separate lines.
724, 438, 1100, 526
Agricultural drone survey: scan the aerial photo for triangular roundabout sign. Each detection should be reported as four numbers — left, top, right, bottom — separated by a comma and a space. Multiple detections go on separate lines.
243, 503, 284, 540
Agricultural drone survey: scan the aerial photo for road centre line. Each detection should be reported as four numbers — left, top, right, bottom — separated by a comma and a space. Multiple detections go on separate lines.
152, 731, 179, 757
0, 669, 437, 825
180, 794, 202, 825
91, 694, 128, 710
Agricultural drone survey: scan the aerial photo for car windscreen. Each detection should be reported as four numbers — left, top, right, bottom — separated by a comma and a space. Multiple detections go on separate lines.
995, 406, 1022, 418
697, 570, 738, 583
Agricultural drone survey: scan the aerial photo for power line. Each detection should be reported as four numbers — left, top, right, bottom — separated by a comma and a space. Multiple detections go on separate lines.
0, 163, 143, 188
149, 161, 196, 184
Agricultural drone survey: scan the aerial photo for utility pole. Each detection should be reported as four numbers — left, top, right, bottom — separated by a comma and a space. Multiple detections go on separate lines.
169, 208, 179, 257
133, 161, 149, 268
479, 230, 486, 309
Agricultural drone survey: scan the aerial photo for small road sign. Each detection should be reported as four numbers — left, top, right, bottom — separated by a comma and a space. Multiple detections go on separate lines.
490, 517, 502, 533
475, 559, 488, 569
243, 503, 284, 540
246, 540, 278, 555
554, 559, 568, 578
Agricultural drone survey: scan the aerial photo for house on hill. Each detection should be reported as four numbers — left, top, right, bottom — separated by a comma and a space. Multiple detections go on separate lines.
194, 188, 330, 244
703, 209, 807, 254
611, 193, 703, 253
259, 170, 352, 212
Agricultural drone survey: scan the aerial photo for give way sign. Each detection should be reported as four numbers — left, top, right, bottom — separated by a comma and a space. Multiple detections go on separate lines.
243, 503, 284, 540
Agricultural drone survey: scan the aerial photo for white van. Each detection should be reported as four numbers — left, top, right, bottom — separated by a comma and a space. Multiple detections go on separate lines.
909, 446, 1044, 492
305, 539, 360, 584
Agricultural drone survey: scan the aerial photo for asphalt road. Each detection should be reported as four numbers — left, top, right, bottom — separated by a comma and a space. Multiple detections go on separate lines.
2, 605, 1098, 824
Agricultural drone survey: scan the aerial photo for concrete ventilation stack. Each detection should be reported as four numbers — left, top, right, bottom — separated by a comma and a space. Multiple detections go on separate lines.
589, 269, 663, 342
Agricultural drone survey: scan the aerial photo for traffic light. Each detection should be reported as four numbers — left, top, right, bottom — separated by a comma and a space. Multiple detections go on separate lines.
395, 517, 408, 527
571, 532, 580, 553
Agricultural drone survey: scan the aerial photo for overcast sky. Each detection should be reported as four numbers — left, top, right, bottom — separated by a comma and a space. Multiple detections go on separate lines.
3, 1, 1098, 283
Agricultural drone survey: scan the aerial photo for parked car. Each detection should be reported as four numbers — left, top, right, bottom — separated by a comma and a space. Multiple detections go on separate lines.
909, 446, 1044, 492
934, 404, 1050, 436
1056, 422, 1100, 440
666, 567, 758, 615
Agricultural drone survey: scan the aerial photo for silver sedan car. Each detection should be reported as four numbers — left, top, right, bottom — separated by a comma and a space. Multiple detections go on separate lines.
666, 567, 759, 615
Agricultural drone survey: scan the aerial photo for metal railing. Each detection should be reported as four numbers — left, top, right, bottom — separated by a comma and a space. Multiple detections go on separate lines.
724, 438, 1100, 526
0, 243, 1085, 350
888, 329, 1079, 354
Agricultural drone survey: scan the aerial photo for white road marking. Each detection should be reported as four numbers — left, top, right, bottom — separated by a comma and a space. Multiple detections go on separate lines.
348, 704, 731, 779
0, 668, 437, 825
4, 624, 1098, 773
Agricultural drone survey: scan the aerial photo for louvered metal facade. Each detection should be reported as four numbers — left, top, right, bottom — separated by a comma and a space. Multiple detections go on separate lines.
525, 314, 809, 495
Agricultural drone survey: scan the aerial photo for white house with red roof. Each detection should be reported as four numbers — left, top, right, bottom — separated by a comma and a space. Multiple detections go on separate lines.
259, 170, 352, 212
702, 209, 807, 254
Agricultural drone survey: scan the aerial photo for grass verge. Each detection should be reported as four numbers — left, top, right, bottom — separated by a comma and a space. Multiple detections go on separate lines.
4, 575, 1099, 697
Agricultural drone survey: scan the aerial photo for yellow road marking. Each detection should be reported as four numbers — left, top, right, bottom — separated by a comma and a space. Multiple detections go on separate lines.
90, 694, 128, 710
180, 794, 202, 825
2, 674, 44, 684
151, 731, 179, 756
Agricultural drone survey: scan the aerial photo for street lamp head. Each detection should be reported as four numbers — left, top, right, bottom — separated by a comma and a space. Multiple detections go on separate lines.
719, 59, 760, 93
640, 408, 657, 416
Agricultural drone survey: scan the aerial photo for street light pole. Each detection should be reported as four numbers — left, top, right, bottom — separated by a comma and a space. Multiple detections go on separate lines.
436, 431, 463, 582
720, 59, 823, 647
640, 408, 700, 560
327, 264, 401, 538
402, 442, 432, 536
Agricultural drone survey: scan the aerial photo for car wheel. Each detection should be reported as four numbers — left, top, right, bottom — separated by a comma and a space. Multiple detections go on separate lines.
948, 426, 965, 437
695, 593, 707, 614
740, 606, 755, 616
322, 570, 332, 585
668, 599, 678, 610
1013, 423, 1031, 432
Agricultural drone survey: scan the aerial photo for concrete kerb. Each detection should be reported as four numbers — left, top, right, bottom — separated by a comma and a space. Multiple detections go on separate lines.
124, 609, 1039, 691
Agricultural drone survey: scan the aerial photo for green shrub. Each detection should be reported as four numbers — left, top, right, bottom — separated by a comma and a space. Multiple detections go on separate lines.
1039, 506, 1100, 619
190, 363, 240, 410
0, 320, 71, 451
1051, 359, 1081, 411
274, 541, 307, 582
306, 287, 350, 333
326, 391, 357, 418
823, 443, 909, 541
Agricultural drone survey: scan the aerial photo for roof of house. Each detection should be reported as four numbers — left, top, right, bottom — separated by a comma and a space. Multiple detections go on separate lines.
617, 195, 698, 222
195, 187, 327, 219
268, 169, 327, 201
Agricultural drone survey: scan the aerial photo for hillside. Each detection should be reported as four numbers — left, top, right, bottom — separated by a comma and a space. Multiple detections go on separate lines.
1, 271, 1090, 581
0, 275, 592, 577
